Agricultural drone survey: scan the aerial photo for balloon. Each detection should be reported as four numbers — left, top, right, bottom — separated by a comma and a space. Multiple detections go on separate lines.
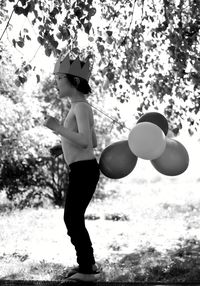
151, 138, 189, 176
99, 140, 138, 179
128, 122, 166, 160
137, 112, 168, 135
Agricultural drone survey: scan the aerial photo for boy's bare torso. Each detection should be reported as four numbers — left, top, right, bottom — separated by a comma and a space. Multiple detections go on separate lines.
61, 102, 96, 165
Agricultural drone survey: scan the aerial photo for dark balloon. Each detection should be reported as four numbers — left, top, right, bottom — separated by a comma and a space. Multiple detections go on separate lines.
99, 140, 138, 179
151, 138, 189, 176
137, 112, 168, 135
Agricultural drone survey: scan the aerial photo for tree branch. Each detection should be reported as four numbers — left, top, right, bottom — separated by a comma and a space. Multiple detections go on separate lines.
163, 0, 169, 25
0, 0, 20, 41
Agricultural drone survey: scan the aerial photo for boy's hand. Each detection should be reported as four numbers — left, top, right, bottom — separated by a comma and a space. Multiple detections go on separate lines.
44, 116, 60, 133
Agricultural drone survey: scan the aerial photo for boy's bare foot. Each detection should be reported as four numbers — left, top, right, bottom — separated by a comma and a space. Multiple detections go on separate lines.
65, 272, 101, 282
66, 264, 100, 278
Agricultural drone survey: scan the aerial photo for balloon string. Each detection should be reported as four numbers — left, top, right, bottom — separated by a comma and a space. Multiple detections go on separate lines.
88, 102, 132, 132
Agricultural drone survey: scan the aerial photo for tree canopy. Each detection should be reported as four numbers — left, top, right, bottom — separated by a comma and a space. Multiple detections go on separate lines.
1, 0, 200, 135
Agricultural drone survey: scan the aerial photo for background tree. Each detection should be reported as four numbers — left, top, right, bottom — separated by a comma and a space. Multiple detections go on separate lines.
2, 0, 199, 136
0, 41, 122, 208
0, 42, 73, 208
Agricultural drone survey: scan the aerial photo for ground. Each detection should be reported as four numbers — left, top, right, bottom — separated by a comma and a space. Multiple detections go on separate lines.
1, 138, 200, 282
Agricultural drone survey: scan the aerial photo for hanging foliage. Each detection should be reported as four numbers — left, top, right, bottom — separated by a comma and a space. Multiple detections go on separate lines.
0, 0, 199, 134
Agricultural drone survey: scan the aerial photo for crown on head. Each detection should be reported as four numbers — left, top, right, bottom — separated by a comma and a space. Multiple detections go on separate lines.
53, 54, 91, 81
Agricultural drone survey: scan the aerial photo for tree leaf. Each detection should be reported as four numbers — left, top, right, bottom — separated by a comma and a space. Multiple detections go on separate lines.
37, 36, 45, 45
33, 9, 38, 18
88, 36, 94, 42
32, 18, 36, 25
88, 7, 96, 17
97, 43, 104, 54
12, 39, 16, 47
45, 47, 52, 57
56, 32, 62, 40
19, 0, 27, 6
50, 16, 57, 25
17, 40, 24, 48
38, 25, 44, 31
18, 75, 27, 84
65, 18, 71, 25
63, 29, 70, 40
52, 40, 58, 49
13, 5, 24, 15
23, 6, 29, 17
27, 0, 35, 13
36, 74, 40, 83
15, 79, 21, 87
106, 30, 112, 37
74, 7, 83, 18
15, 68, 20, 74
71, 47, 79, 54
84, 22, 92, 34
56, 49, 61, 55
50, 7, 59, 17
106, 72, 115, 81
24, 64, 32, 72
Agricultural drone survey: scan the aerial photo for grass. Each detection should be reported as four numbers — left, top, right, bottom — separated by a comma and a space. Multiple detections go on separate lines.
1, 137, 200, 282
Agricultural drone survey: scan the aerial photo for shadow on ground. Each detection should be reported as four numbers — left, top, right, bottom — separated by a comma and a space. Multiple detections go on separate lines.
1, 237, 200, 282
106, 237, 200, 282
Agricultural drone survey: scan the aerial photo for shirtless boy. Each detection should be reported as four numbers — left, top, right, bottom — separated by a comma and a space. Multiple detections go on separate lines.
44, 54, 101, 282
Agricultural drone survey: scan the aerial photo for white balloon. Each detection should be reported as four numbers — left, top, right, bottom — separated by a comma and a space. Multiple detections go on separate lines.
128, 122, 166, 160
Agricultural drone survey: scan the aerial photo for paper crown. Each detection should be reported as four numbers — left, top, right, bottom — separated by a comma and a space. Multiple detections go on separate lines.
53, 54, 91, 81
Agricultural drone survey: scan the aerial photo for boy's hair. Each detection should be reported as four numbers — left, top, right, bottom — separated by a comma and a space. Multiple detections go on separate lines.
66, 60, 92, 95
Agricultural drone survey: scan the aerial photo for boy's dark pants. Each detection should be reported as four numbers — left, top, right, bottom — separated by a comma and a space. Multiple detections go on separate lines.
64, 158, 100, 274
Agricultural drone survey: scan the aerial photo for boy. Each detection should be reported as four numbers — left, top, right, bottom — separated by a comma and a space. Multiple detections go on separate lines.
44, 54, 101, 282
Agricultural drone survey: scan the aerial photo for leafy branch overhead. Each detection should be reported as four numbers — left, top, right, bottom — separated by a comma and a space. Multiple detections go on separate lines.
1, 0, 200, 135
12, 0, 96, 55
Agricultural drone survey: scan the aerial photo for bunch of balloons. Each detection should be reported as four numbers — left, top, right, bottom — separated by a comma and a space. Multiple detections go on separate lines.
99, 112, 189, 179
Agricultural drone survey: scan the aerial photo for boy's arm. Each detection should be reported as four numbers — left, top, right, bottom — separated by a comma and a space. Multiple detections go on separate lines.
44, 104, 91, 148
58, 103, 91, 148
92, 127, 97, 148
